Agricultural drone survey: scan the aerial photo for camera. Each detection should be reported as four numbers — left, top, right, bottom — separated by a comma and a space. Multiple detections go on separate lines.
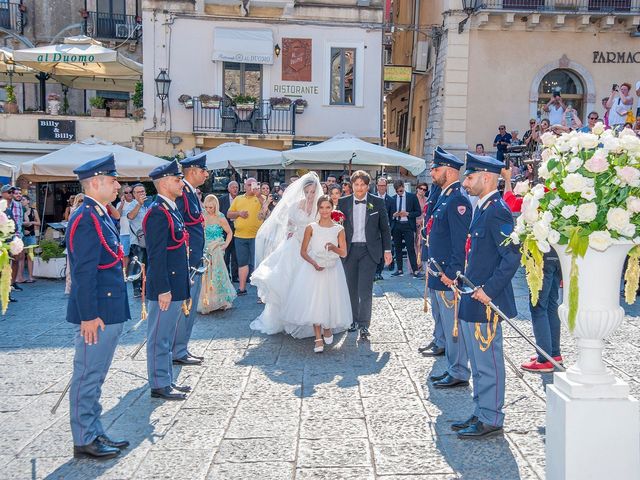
613, 84, 618, 91
272, 193, 281, 203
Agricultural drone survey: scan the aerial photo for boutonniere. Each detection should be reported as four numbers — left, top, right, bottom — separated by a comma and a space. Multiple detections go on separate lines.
367, 203, 374, 211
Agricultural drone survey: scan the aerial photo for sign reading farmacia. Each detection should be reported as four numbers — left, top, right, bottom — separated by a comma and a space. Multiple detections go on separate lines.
593, 51, 640, 63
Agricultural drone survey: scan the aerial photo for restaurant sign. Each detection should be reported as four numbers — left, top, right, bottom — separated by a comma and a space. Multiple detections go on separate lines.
593, 51, 640, 63
384, 65, 412, 83
36, 53, 96, 63
38, 119, 76, 141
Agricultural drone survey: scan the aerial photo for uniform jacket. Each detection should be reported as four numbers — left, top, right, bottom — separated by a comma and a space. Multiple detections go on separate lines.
427, 182, 472, 291
338, 193, 392, 263
459, 191, 520, 323
387, 191, 421, 231
143, 199, 190, 301
176, 183, 205, 264
65, 196, 130, 325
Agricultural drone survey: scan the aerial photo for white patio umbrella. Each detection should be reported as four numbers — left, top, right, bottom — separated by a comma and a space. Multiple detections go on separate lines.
281, 133, 427, 176
0, 47, 41, 84
13, 35, 142, 81
204, 142, 283, 170
18, 137, 166, 181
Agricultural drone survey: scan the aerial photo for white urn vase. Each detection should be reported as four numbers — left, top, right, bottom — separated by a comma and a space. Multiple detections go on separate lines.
552, 241, 634, 387
48, 100, 60, 115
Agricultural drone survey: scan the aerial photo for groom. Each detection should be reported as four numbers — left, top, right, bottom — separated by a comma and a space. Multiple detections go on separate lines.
338, 170, 392, 340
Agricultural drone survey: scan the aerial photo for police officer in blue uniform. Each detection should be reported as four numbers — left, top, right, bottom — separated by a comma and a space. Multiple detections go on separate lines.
144, 161, 192, 401
66, 154, 131, 459
426, 148, 472, 388
454, 152, 520, 439
173, 153, 209, 366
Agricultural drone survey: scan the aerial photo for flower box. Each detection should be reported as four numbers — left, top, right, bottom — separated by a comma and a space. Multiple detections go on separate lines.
33, 257, 66, 279
109, 108, 126, 118
202, 100, 220, 109
4, 102, 18, 114
273, 104, 291, 111
236, 103, 255, 111
91, 107, 107, 117
295, 105, 305, 114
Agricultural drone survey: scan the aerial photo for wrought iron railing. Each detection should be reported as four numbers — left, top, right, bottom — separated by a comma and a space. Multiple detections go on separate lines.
479, 0, 636, 12
193, 99, 296, 135
86, 11, 141, 40
0, 2, 25, 34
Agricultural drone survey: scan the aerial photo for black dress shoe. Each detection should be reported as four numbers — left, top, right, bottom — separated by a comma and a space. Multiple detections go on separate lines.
418, 341, 436, 353
11, 283, 23, 291
73, 438, 120, 459
359, 327, 370, 341
429, 371, 449, 382
171, 383, 192, 393
187, 351, 204, 361
451, 415, 478, 432
433, 375, 470, 389
457, 420, 503, 439
151, 386, 187, 401
413, 273, 425, 279
172, 355, 202, 366
95, 434, 130, 450
348, 322, 358, 332
375, 274, 383, 281
9, 296, 16, 302
391, 270, 403, 277
422, 346, 445, 357
236, 289, 247, 296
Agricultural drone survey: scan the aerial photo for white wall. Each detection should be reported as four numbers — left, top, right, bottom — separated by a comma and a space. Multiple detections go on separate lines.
142, 13, 382, 140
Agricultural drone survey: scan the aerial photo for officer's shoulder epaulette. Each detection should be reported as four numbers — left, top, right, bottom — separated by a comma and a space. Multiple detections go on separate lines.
94, 205, 104, 216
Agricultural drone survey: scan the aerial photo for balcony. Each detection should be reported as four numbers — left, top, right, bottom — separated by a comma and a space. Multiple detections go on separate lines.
479, 0, 638, 13
85, 11, 141, 40
0, 1, 25, 34
193, 99, 296, 136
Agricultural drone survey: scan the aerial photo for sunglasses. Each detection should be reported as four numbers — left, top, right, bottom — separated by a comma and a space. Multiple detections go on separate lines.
589, 117, 598, 120
417, 187, 427, 191
530, 121, 536, 125
124, 191, 133, 194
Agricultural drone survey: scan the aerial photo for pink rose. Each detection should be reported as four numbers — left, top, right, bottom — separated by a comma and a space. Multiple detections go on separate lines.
616, 166, 640, 187
584, 151, 608, 174
0, 212, 8, 226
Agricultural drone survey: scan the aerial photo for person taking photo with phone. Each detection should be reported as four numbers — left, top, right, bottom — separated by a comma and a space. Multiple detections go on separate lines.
606, 82, 634, 128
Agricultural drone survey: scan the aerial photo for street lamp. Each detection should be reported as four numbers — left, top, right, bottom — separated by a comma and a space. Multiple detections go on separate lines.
459, 0, 479, 34
6, 57, 14, 87
155, 68, 171, 113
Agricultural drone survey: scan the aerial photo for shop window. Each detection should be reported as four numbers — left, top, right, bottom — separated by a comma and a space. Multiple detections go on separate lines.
537, 69, 585, 120
330, 48, 356, 105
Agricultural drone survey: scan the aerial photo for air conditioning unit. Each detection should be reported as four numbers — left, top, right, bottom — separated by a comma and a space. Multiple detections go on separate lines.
415, 41, 430, 72
115, 24, 136, 39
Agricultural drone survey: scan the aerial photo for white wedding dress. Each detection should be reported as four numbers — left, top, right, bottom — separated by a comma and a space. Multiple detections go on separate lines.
282, 222, 353, 338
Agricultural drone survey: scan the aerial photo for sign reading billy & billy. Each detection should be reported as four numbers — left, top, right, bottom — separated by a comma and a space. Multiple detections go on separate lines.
38, 119, 76, 141
593, 51, 640, 63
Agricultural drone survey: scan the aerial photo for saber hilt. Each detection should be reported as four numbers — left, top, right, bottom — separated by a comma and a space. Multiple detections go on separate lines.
125, 256, 144, 282
189, 255, 209, 282
455, 271, 565, 372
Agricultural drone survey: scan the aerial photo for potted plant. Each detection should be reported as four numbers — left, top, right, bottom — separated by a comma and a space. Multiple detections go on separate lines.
47, 92, 61, 115
199, 94, 222, 109
178, 94, 193, 109
132, 81, 143, 109
33, 239, 66, 279
89, 96, 106, 117
294, 98, 308, 114
3, 85, 18, 114
269, 97, 292, 111
233, 94, 257, 110
511, 124, 640, 386
108, 100, 127, 118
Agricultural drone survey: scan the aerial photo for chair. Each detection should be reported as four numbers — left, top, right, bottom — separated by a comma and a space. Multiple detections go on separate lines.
220, 100, 238, 133
253, 102, 272, 134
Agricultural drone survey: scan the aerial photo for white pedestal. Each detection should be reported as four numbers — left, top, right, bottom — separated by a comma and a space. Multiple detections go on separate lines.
33, 257, 66, 279
546, 373, 640, 480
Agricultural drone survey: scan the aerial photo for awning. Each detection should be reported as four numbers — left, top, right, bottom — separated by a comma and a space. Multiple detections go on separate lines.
213, 28, 274, 65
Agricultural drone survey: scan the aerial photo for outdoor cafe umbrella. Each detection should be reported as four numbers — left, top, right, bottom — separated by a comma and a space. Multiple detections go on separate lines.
0, 47, 40, 84
203, 142, 284, 170
281, 133, 427, 176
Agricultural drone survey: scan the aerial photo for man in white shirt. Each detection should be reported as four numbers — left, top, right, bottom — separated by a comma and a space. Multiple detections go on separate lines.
124, 184, 149, 297
116, 186, 134, 271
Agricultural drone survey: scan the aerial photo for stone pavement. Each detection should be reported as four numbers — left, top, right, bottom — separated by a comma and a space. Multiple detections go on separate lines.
1, 271, 640, 479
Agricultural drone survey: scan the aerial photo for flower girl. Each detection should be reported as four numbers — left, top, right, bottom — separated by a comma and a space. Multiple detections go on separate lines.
283, 195, 353, 353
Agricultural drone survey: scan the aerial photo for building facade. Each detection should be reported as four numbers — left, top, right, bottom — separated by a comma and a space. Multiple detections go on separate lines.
141, 0, 383, 158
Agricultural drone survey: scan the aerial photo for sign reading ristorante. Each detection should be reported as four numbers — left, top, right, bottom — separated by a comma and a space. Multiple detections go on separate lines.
593, 51, 640, 63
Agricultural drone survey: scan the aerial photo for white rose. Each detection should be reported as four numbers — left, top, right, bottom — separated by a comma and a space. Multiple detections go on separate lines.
538, 161, 551, 180
510, 231, 520, 245
533, 221, 550, 242
581, 187, 596, 201
9, 237, 23, 256
616, 166, 640, 187
540, 131, 557, 147
562, 173, 589, 193
576, 203, 597, 223
541, 149, 553, 162
620, 133, 640, 153
548, 229, 561, 244
514, 214, 526, 235
579, 133, 600, 150
626, 196, 640, 213
606, 207, 633, 236
549, 196, 562, 208
0, 219, 14, 236
601, 135, 621, 152
589, 230, 613, 252
592, 121, 605, 135
521, 196, 540, 224
531, 184, 546, 200
566, 156, 583, 173
537, 239, 551, 253
513, 181, 530, 196
561, 205, 577, 219
541, 211, 554, 226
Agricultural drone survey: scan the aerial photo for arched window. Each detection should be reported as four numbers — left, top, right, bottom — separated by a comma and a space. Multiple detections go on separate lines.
537, 69, 585, 120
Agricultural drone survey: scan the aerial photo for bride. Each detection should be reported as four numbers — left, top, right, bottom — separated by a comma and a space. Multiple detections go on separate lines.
250, 173, 322, 337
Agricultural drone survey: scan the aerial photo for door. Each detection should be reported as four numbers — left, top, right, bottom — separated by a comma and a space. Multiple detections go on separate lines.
96, 0, 126, 38
223, 62, 263, 133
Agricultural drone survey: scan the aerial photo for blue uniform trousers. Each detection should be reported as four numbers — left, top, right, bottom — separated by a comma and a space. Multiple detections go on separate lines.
172, 273, 202, 360
147, 300, 182, 389
430, 292, 446, 349
70, 322, 123, 446
430, 289, 470, 381
461, 319, 505, 427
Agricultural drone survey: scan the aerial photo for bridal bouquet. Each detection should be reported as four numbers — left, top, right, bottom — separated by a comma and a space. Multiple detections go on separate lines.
331, 210, 346, 224
0, 199, 23, 313
508, 123, 640, 330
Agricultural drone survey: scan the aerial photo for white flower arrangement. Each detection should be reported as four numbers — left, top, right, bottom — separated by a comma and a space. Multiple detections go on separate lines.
509, 123, 640, 330
0, 198, 23, 313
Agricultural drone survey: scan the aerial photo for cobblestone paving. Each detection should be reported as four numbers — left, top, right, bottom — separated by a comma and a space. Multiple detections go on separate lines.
1, 271, 640, 479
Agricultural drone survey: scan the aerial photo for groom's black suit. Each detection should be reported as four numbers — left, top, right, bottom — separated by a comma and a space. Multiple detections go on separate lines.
339, 194, 392, 329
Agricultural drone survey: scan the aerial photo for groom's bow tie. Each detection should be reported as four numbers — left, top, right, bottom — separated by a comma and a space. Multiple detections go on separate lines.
355, 199, 366, 205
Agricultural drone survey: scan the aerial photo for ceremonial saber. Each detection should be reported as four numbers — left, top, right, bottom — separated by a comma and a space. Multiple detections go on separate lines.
53, 258, 148, 412
455, 271, 565, 372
